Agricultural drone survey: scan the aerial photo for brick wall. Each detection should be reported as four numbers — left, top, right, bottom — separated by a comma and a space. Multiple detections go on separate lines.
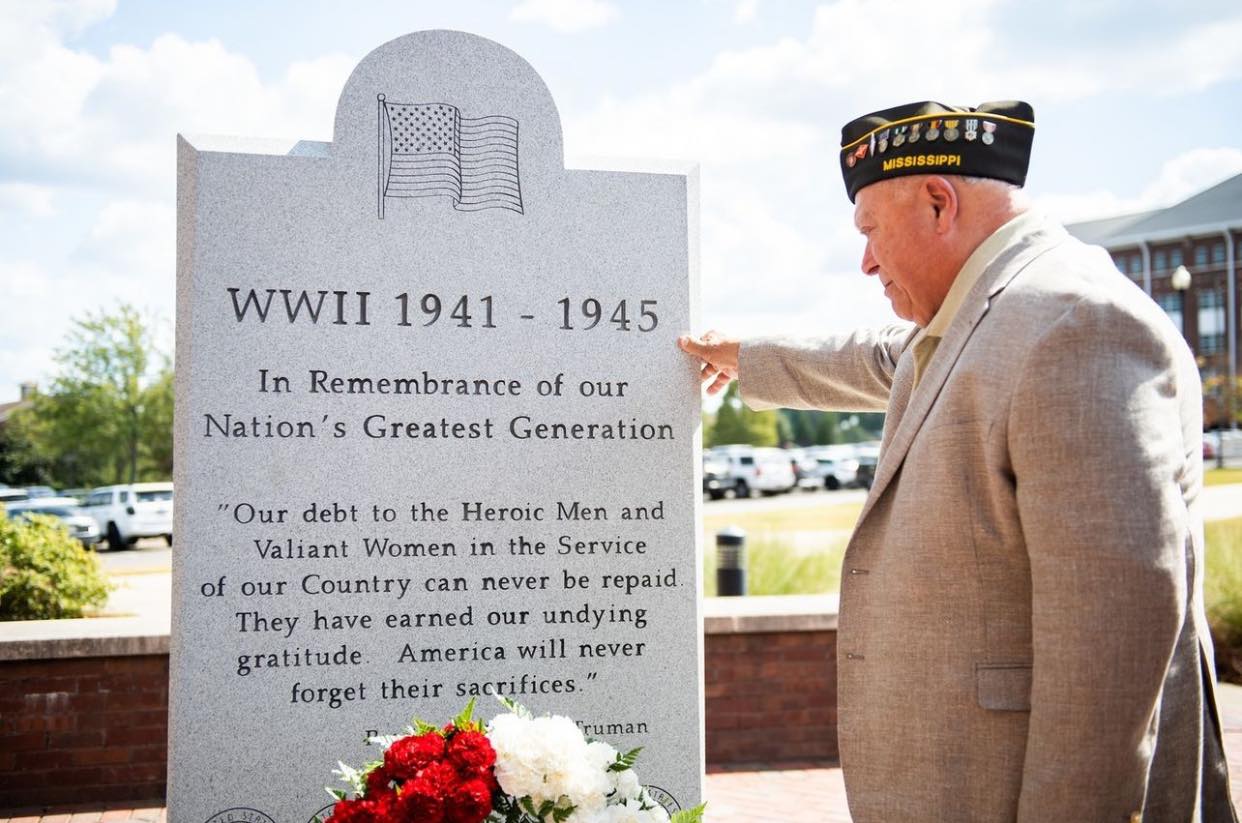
0, 655, 167, 810
0, 597, 838, 811
704, 628, 838, 765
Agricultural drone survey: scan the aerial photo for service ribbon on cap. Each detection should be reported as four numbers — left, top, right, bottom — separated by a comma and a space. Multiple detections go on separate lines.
838, 100, 1035, 202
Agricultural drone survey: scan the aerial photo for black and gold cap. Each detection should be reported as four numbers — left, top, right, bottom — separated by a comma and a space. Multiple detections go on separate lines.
839, 100, 1034, 202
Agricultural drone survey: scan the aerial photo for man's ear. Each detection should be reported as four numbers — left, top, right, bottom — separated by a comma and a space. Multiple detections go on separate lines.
925, 176, 958, 231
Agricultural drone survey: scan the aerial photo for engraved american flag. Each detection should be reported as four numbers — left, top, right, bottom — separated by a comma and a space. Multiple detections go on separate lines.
377, 96, 523, 217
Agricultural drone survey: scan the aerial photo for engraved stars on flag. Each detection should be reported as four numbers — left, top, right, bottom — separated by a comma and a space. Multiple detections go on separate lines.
388, 104, 460, 155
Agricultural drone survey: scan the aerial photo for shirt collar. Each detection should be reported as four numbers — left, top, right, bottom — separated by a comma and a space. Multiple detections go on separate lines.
921, 209, 1043, 339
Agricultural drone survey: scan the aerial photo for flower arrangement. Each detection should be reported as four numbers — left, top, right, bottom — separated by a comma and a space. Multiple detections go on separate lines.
321, 698, 705, 823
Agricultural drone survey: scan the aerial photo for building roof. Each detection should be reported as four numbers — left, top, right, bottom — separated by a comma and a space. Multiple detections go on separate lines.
1065, 210, 1160, 247
0, 399, 29, 425
1066, 171, 1242, 248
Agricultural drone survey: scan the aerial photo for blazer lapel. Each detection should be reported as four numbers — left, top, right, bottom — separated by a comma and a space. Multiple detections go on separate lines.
854, 220, 1070, 530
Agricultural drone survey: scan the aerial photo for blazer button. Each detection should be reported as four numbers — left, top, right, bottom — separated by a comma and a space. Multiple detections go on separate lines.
845, 653, 865, 661
848, 568, 869, 575
1129, 813, 1141, 823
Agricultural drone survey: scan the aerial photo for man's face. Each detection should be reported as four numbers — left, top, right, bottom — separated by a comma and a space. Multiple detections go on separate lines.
853, 178, 945, 326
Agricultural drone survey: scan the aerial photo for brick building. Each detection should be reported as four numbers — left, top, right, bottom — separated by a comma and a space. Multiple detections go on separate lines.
1067, 172, 1242, 428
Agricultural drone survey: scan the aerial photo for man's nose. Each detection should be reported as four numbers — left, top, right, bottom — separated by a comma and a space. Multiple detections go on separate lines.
861, 243, 879, 276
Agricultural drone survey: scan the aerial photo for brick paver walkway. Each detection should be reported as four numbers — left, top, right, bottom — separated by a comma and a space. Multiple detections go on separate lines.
6, 690, 1242, 822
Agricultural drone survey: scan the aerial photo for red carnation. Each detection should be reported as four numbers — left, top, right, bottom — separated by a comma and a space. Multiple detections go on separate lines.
446, 778, 494, 823
384, 731, 446, 780
397, 775, 446, 823
447, 731, 496, 779
329, 794, 395, 823
419, 760, 461, 794
365, 765, 394, 796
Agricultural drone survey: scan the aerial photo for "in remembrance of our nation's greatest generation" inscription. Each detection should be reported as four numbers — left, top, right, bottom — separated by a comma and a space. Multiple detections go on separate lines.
170, 30, 702, 823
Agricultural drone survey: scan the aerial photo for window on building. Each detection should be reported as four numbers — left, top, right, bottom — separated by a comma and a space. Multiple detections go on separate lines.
1195, 246, 1209, 266
1154, 250, 1167, 271
1199, 288, 1226, 354
1130, 254, 1143, 276
1212, 243, 1226, 264
1171, 248, 1184, 268
1156, 292, 1183, 334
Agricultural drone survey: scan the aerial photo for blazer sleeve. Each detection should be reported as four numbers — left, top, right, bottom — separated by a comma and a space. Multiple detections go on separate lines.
737, 323, 916, 412
1008, 294, 1193, 820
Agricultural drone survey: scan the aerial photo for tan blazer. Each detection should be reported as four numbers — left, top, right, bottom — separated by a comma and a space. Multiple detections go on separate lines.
739, 215, 1236, 822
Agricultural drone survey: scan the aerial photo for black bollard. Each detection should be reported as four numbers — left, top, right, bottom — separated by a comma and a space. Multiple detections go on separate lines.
716, 527, 747, 596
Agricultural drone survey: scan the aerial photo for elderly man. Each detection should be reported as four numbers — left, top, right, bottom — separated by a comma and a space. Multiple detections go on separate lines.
680, 101, 1236, 821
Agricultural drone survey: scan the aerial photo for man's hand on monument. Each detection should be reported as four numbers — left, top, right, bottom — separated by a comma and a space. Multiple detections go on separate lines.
678, 331, 739, 395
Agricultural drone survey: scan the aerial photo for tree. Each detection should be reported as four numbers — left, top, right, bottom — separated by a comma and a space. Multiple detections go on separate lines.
7, 305, 173, 488
708, 382, 780, 447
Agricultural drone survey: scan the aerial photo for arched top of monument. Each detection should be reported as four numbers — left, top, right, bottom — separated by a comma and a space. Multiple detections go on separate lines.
332, 30, 564, 174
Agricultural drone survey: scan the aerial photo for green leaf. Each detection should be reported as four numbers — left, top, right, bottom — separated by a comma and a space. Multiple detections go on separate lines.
496, 695, 533, 719
670, 803, 707, 823
453, 696, 477, 729
608, 746, 643, 772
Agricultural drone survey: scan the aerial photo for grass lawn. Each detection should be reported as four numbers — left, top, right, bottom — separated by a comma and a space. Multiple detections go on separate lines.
701, 497, 860, 596
702, 499, 863, 536
700, 502, 1242, 618
1206, 468, 1242, 487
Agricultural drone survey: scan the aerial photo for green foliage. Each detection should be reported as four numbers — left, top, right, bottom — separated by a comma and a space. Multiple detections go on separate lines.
671, 804, 707, 823
1206, 517, 1242, 682
709, 383, 780, 447
607, 747, 642, 772
0, 513, 111, 620
4, 305, 173, 488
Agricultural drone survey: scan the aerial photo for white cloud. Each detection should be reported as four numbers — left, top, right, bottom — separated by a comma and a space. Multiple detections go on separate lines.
0, 183, 56, 217
509, 0, 620, 32
0, 16, 354, 195
1038, 147, 1242, 224
734, 0, 759, 24
76, 199, 174, 278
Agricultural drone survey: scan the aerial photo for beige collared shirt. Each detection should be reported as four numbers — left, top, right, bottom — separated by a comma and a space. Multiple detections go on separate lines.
911, 209, 1043, 386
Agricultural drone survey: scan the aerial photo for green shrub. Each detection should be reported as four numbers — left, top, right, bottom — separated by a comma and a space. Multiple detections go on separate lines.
0, 513, 112, 620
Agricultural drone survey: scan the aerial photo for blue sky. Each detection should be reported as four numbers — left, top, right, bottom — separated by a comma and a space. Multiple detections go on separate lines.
3, 0, 1242, 401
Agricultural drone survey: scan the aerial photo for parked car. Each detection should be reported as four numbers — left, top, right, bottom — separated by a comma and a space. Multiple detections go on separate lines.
1205, 430, 1242, 462
23, 485, 57, 499
81, 482, 174, 549
0, 488, 28, 504
5, 497, 102, 547
853, 442, 881, 490
707, 445, 797, 497
806, 445, 860, 490
786, 448, 825, 492
703, 453, 739, 500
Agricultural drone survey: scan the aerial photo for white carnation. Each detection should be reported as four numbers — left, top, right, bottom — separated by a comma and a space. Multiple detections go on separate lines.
594, 798, 671, 823
488, 711, 612, 811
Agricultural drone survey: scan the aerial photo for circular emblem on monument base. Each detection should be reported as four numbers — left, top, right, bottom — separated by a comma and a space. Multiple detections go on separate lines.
644, 785, 683, 814
204, 808, 275, 823
308, 803, 336, 822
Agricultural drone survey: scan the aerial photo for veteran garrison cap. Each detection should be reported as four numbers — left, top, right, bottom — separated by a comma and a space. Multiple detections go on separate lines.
839, 100, 1034, 202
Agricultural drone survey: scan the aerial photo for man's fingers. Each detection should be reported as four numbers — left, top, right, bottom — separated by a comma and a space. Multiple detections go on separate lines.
678, 334, 709, 359
706, 371, 734, 395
